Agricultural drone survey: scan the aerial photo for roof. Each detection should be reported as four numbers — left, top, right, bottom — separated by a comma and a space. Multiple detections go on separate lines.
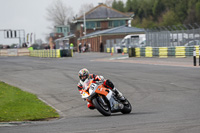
79, 25, 145, 39
55, 34, 75, 42
76, 4, 132, 21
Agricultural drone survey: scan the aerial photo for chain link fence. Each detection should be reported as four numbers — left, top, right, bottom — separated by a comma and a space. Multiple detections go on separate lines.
105, 24, 200, 54
145, 24, 200, 47
106, 38, 123, 53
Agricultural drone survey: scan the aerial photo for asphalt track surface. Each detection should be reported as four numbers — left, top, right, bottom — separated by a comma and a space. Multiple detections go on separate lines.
0, 53, 200, 133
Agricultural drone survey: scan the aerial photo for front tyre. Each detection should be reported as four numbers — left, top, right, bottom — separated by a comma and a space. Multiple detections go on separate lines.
92, 95, 111, 116
121, 99, 132, 114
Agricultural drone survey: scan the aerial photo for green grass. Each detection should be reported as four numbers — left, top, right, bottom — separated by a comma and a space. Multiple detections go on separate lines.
0, 81, 59, 122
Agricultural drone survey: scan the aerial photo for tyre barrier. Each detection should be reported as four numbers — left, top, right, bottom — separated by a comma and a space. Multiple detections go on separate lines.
29, 49, 72, 58
128, 46, 199, 58
107, 48, 129, 54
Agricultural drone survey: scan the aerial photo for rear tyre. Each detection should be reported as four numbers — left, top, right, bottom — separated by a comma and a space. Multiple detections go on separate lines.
121, 99, 132, 114
92, 95, 111, 116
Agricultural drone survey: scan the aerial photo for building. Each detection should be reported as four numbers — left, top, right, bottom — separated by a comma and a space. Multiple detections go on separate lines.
49, 33, 64, 49
73, 3, 134, 50
55, 25, 70, 37
78, 25, 145, 52
49, 25, 74, 49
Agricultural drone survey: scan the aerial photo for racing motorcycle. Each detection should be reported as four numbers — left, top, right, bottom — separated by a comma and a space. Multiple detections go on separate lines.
81, 78, 132, 116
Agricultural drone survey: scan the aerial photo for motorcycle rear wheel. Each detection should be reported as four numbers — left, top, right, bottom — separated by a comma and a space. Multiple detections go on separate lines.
92, 95, 111, 116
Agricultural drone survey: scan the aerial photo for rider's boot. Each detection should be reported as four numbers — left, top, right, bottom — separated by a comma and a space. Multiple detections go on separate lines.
113, 87, 126, 102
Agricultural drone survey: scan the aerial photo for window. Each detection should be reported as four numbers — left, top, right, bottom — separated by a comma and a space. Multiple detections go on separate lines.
108, 20, 126, 28
86, 22, 95, 29
109, 21, 113, 27
96, 22, 101, 28
86, 21, 101, 29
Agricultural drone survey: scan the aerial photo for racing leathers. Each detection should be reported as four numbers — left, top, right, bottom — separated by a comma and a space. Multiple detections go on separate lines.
77, 74, 124, 109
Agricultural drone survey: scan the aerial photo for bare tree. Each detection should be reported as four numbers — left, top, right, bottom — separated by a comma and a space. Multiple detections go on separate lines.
77, 3, 94, 18
46, 0, 74, 26
35, 39, 43, 45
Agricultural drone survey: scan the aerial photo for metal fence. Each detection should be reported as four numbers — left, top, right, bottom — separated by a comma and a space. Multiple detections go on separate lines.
105, 24, 200, 54
145, 24, 200, 47
106, 38, 123, 52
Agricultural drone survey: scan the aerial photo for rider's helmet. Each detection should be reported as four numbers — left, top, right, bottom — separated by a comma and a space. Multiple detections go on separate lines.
78, 68, 90, 82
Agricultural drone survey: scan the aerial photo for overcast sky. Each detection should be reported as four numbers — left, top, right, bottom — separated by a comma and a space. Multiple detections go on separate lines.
0, 0, 127, 45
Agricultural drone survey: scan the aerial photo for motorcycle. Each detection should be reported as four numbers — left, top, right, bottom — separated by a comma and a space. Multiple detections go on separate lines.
81, 78, 132, 116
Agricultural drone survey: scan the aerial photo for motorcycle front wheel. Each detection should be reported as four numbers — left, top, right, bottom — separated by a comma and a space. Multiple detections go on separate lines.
121, 99, 132, 114
92, 95, 111, 116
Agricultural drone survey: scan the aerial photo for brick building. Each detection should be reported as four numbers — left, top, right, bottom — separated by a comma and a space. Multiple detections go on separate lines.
73, 3, 134, 51
78, 25, 145, 52
49, 33, 64, 49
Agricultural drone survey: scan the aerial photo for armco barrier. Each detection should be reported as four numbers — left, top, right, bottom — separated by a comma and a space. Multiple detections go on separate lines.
129, 46, 200, 58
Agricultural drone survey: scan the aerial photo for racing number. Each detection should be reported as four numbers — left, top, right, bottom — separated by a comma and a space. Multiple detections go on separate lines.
90, 84, 96, 90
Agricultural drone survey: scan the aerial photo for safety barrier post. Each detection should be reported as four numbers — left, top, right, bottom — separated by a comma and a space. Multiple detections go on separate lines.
199, 46, 200, 66
193, 47, 196, 66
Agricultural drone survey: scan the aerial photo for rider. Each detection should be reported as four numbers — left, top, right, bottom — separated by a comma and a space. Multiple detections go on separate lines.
77, 68, 125, 109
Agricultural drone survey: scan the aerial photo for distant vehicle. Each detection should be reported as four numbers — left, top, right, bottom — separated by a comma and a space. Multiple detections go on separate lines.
121, 34, 146, 48
184, 40, 200, 46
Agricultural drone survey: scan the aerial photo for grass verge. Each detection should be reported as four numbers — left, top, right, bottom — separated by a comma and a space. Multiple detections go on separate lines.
0, 81, 59, 122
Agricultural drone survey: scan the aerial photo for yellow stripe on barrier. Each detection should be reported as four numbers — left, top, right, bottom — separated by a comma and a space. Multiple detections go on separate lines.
175, 46, 186, 58
71, 49, 73, 57
135, 48, 140, 57
111, 47, 114, 53
145, 47, 153, 57
123, 48, 128, 54
29, 50, 59, 58
107, 48, 110, 53
50, 50, 53, 58
159, 47, 168, 58
56, 49, 60, 58
195, 46, 199, 58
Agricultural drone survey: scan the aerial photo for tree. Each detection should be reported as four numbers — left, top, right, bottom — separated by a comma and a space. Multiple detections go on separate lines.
105, 0, 114, 7
117, 0, 125, 12
111, 0, 200, 28
77, 3, 94, 18
160, 10, 180, 26
126, 0, 133, 12
112, 0, 118, 10
152, 0, 165, 20
174, 0, 188, 22
35, 39, 43, 46
46, 0, 74, 26
141, 17, 156, 28
195, 1, 200, 21
112, 0, 125, 12
184, 0, 198, 24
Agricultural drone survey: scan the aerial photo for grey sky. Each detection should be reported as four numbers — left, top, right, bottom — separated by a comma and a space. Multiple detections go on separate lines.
0, 0, 126, 45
